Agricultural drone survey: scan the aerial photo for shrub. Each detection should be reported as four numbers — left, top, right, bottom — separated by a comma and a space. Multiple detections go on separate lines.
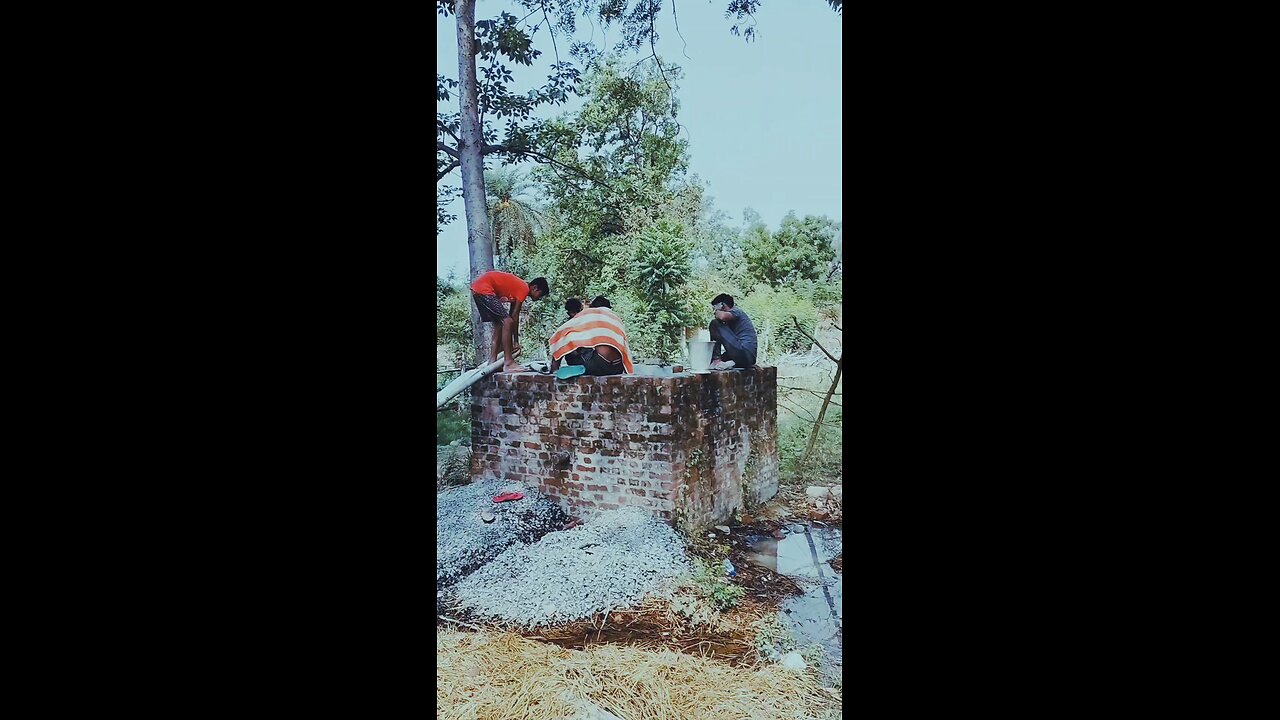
738, 284, 820, 357
436, 409, 470, 445
437, 286, 473, 358
687, 558, 746, 610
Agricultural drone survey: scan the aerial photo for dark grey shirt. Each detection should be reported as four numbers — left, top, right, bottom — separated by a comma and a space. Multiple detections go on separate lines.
718, 307, 758, 353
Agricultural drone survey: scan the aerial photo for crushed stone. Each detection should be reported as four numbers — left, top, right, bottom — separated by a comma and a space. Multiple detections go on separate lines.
436, 480, 567, 590
448, 507, 691, 627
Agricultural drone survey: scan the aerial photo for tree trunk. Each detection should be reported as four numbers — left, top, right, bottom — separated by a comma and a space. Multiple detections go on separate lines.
802, 357, 842, 468
455, 0, 496, 364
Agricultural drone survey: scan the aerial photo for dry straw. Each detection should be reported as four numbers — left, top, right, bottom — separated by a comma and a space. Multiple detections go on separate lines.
437, 628, 839, 720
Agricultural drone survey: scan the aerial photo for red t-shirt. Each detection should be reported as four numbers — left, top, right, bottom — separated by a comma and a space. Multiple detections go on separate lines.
470, 271, 529, 304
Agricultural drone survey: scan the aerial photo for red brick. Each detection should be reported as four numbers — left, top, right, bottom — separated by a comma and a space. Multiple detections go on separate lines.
471, 367, 778, 525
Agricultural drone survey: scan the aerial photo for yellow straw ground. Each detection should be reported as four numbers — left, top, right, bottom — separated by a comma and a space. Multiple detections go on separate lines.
437, 628, 840, 720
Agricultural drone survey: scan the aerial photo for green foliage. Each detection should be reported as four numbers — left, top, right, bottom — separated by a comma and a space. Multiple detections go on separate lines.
436, 409, 470, 445
778, 405, 842, 481
445, 47, 843, 368
437, 282, 473, 357
738, 284, 820, 357
486, 167, 542, 267
632, 221, 691, 295
801, 643, 826, 669
625, 221, 698, 360
688, 558, 746, 610
436, 6, 581, 233
511, 54, 706, 363
753, 612, 799, 655
743, 212, 838, 289
534, 55, 689, 240
437, 0, 845, 235
436, 185, 461, 235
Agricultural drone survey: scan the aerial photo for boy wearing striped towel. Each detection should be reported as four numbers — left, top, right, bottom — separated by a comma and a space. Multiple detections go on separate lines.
548, 296, 635, 377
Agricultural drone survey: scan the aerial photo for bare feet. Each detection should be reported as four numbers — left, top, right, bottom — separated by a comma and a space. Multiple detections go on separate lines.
500, 363, 529, 373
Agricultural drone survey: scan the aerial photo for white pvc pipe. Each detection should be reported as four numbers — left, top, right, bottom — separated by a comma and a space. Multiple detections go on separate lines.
436, 356, 506, 409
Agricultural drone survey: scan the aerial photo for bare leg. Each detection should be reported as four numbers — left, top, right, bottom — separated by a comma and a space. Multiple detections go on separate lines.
500, 317, 527, 372
488, 322, 500, 365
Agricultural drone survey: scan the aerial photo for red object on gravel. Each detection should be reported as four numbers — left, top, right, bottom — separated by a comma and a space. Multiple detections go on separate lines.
492, 492, 524, 503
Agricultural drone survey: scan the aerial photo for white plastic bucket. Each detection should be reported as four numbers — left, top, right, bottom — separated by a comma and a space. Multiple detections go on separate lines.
687, 341, 715, 371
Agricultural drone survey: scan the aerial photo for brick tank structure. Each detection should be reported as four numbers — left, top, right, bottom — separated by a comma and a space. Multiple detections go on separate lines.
469, 367, 779, 528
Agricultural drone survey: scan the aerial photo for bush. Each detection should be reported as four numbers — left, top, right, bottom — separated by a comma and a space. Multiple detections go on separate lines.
778, 410, 842, 482
438, 285, 473, 359
687, 558, 745, 610
738, 285, 820, 358
436, 409, 470, 445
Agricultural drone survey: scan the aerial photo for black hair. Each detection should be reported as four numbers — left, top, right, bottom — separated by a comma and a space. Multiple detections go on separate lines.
529, 277, 550, 297
565, 298, 583, 316
589, 295, 612, 308
711, 293, 734, 308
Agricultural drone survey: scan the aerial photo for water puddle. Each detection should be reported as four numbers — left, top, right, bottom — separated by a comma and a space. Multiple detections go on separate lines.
744, 524, 842, 683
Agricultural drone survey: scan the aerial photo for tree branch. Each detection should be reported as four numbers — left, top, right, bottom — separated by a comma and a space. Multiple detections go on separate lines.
671, 0, 692, 60
792, 316, 838, 363
802, 357, 843, 467
778, 398, 843, 427
542, 7, 561, 65
437, 119, 460, 143
437, 160, 460, 182
778, 397, 816, 423
780, 385, 843, 398
483, 143, 620, 195
648, 9, 680, 124
437, 141, 459, 159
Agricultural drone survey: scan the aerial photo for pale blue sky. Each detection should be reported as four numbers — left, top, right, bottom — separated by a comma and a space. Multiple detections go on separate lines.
437, 0, 843, 277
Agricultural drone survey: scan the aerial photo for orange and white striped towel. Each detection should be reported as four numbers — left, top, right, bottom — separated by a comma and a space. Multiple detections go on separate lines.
548, 307, 635, 374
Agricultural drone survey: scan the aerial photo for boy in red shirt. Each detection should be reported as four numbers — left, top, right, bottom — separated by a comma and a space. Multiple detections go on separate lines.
470, 271, 550, 372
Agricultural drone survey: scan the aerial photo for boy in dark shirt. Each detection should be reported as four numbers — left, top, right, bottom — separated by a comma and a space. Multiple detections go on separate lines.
708, 293, 758, 370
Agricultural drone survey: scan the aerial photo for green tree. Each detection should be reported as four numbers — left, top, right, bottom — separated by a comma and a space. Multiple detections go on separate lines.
438, 0, 842, 360
535, 55, 689, 241
628, 220, 698, 360
743, 212, 838, 289
485, 167, 542, 269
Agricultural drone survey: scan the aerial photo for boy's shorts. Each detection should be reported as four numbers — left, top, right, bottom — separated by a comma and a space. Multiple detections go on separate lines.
472, 293, 509, 323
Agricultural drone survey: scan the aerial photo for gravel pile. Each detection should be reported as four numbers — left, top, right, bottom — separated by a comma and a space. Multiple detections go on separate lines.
448, 507, 691, 627
436, 480, 567, 589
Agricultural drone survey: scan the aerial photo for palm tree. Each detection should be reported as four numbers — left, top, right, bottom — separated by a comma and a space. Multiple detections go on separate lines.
484, 167, 542, 269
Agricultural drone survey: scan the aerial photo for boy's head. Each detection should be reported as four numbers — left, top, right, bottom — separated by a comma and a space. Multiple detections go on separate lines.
589, 295, 612, 308
565, 298, 583, 317
528, 277, 550, 300
711, 293, 735, 311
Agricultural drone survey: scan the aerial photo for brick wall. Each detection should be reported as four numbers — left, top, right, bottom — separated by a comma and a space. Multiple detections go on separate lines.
469, 367, 778, 528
